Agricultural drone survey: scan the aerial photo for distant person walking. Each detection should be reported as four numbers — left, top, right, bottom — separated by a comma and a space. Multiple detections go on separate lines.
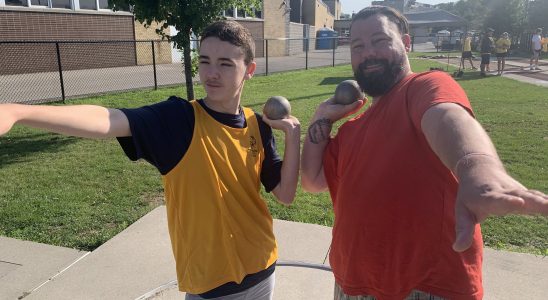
542, 33, 548, 57
480, 28, 495, 76
530, 28, 542, 70
495, 32, 511, 75
460, 32, 476, 70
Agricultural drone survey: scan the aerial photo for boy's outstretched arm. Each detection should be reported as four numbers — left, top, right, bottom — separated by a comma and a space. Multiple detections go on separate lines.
0, 103, 130, 138
262, 115, 301, 205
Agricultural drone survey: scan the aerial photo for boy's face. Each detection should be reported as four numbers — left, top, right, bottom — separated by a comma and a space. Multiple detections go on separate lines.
198, 37, 256, 104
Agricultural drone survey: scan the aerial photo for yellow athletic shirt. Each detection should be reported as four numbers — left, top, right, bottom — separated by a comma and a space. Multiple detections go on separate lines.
162, 100, 278, 294
463, 37, 472, 52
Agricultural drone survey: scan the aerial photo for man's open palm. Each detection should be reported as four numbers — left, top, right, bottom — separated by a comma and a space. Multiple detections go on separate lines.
453, 167, 548, 252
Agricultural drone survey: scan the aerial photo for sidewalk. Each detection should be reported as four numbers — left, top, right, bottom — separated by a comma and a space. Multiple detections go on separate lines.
423, 55, 548, 88
1, 206, 547, 300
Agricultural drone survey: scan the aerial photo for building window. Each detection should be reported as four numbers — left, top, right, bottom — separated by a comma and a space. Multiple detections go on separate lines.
6, 0, 26, 6
31, 0, 49, 6
98, 0, 109, 9
79, 0, 96, 10
51, 0, 71, 8
224, 7, 235, 17
237, 8, 246, 18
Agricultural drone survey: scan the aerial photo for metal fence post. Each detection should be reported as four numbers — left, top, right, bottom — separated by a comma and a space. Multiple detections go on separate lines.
151, 41, 158, 90
411, 36, 415, 52
332, 38, 336, 67
55, 42, 66, 103
265, 39, 269, 76
305, 38, 309, 70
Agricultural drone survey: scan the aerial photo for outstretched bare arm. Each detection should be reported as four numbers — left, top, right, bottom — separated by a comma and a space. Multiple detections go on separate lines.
0, 103, 130, 138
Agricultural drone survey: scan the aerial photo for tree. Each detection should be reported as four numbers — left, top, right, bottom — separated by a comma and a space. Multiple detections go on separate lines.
436, 0, 488, 30
110, 0, 261, 100
528, 0, 548, 32
484, 0, 527, 38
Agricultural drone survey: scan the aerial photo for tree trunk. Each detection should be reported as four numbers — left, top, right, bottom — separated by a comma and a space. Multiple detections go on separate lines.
183, 39, 195, 100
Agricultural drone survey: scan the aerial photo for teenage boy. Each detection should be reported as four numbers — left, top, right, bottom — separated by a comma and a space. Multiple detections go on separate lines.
530, 28, 543, 70
460, 32, 476, 70
480, 28, 495, 76
0, 20, 301, 300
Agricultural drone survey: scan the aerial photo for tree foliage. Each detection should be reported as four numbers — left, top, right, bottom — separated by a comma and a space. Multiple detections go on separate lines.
435, 0, 547, 47
484, 0, 527, 37
528, 0, 548, 32
109, 0, 261, 100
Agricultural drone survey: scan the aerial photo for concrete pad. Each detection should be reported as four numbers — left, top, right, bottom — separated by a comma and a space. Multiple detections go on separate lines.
483, 248, 548, 300
144, 218, 334, 300
148, 266, 335, 300
27, 206, 176, 300
0, 236, 87, 300
13, 205, 547, 300
273, 219, 332, 265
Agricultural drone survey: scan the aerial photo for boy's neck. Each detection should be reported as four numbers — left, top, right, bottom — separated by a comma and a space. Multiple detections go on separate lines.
203, 97, 241, 115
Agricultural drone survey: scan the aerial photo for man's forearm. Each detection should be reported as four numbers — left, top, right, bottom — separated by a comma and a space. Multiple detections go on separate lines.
421, 102, 502, 175
301, 116, 332, 193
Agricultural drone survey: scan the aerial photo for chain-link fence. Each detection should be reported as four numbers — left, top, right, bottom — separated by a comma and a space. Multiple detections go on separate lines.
0, 40, 182, 104
0, 37, 356, 104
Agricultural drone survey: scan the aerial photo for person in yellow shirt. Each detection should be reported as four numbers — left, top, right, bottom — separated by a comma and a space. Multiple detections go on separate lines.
0, 20, 302, 299
495, 32, 511, 75
460, 32, 476, 70
542, 34, 548, 55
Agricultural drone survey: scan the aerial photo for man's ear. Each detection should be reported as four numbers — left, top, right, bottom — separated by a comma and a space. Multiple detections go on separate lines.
244, 61, 257, 80
402, 34, 411, 52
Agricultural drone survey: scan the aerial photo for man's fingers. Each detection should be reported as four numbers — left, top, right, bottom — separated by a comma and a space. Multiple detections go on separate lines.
517, 190, 548, 215
482, 192, 525, 216
343, 99, 366, 117
453, 202, 477, 252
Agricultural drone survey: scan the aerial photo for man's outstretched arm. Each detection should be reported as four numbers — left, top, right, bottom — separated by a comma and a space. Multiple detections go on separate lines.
421, 102, 548, 252
0, 103, 130, 138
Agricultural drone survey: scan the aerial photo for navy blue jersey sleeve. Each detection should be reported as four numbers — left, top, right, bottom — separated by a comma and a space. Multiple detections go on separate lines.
255, 112, 283, 193
116, 96, 194, 175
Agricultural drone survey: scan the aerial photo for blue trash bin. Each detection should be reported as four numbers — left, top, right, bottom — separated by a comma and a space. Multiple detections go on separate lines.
315, 28, 338, 50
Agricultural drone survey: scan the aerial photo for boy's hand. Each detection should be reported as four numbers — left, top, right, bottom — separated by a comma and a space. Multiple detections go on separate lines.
262, 115, 300, 134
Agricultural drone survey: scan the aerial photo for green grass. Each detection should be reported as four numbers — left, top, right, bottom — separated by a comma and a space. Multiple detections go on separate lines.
1, 61, 546, 255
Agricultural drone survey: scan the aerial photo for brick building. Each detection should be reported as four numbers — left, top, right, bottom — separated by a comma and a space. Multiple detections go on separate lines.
1, 0, 337, 75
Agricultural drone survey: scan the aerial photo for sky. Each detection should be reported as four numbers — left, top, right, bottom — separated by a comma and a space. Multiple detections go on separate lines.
340, 0, 455, 15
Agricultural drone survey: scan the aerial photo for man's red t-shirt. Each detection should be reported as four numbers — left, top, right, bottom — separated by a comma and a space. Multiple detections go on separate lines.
324, 71, 483, 300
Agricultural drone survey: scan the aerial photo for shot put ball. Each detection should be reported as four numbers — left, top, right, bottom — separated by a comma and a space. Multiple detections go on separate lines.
263, 96, 291, 120
333, 80, 364, 105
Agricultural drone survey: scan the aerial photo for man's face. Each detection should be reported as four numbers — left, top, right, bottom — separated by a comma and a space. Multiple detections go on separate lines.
350, 14, 410, 97
198, 37, 255, 103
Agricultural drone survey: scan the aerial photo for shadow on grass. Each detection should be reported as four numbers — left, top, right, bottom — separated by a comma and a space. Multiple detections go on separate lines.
0, 133, 79, 167
319, 76, 355, 85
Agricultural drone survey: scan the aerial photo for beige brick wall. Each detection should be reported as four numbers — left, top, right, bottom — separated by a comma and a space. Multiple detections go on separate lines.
0, 9, 136, 75
237, 20, 265, 58
134, 21, 172, 65
263, 0, 289, 56
302, 0, 335, 31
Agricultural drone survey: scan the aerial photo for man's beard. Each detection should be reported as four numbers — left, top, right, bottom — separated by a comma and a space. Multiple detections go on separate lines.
354, 59, 403, 97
